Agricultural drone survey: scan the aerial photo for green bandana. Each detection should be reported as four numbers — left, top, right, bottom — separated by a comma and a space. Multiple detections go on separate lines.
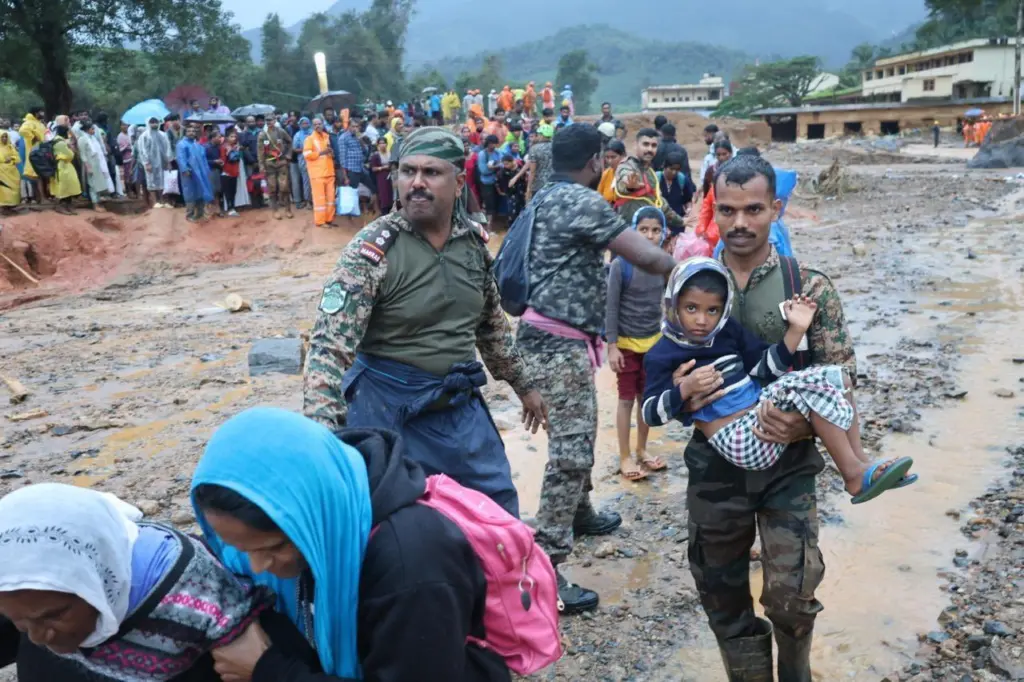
399, 126, 465, 164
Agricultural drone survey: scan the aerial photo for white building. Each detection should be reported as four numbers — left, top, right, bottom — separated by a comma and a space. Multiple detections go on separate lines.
641, 74, 726, 112
808, 72, 841, 95
862, 37, 1019, 103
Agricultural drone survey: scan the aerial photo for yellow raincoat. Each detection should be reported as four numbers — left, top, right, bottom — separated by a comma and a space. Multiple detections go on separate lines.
18, 113, 47, 179
0, 132, 20, 207
49, 136, 82, 199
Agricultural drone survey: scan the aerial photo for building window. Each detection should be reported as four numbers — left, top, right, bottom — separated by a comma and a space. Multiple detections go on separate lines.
876, 70, 884, 79
709, 89, 720, 99
967, 51, 973, 62
886, 68, 894, 77
865, 71, 873, 81
923, 79, 936, 92
898, 66, 906, 75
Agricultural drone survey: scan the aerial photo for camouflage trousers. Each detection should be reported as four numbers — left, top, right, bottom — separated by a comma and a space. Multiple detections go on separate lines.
265, 165, 290, 207
685, 433, 826, 642
518, 332, 598, 565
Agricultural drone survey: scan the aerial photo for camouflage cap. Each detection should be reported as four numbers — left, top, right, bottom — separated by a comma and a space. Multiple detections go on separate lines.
399, 126, 465, 165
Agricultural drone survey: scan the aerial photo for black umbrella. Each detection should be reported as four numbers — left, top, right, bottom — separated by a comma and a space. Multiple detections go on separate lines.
184, 111, 237, 125
231, 103, 276, 118
306, 90, 355, 113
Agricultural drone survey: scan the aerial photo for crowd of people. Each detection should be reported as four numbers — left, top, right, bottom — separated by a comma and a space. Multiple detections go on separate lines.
0, 83, 927, 682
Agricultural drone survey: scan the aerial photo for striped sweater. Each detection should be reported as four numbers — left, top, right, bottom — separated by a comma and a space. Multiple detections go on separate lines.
642, 318, 794, 428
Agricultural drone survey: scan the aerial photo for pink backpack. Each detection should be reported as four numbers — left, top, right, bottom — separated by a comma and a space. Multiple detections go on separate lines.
418, 474, 563, 675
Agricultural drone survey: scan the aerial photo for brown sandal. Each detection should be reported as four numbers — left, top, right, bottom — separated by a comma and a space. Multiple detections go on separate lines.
639, 453, 668, 472
619, 458, 650, 482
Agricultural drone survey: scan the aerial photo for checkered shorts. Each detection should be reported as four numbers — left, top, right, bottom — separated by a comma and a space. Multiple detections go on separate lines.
709, 366, 854, 470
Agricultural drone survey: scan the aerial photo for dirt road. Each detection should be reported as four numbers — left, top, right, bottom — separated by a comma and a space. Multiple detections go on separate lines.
0, 147, 1022, 681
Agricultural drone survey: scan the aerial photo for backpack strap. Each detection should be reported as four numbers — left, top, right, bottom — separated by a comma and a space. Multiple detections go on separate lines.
778, 255, 811, 370
357, 223, 400, 265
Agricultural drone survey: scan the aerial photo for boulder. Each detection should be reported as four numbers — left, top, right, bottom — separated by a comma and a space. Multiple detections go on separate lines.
248, 338, 306, 376
968, 118, 1024, 169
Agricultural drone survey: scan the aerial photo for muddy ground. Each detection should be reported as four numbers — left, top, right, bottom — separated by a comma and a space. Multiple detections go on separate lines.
0, 142, 1023, 682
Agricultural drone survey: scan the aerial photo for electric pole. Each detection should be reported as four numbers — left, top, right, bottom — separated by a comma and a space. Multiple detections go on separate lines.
1016, 0, 1023, 115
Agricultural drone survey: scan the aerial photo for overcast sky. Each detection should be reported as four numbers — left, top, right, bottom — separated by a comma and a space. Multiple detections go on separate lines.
223, 0, 336, 30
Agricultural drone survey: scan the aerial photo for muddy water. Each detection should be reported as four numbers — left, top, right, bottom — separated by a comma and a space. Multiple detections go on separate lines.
504, 199, 1024, 679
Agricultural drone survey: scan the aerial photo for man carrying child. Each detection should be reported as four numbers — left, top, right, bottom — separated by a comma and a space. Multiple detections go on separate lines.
647, 155, 915, 681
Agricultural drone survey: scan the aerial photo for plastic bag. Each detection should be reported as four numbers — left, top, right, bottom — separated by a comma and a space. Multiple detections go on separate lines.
336, 185, 360, 217
162, 169, 179, 195
674, 231, 713, 260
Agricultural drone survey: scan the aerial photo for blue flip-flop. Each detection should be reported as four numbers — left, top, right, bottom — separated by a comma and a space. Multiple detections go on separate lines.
851, 457, 914, 505
893, 473, 919, 489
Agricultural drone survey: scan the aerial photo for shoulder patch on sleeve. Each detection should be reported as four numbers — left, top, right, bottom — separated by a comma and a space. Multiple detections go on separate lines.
319, 282, 348, 314
358, 223, 400, 264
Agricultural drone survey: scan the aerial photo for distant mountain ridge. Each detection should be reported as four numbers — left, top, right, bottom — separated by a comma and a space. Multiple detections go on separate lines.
241, 0, 927, 66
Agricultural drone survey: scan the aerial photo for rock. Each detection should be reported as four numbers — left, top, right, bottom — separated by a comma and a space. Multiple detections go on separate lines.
594, 542, 618, 559
968, 118, 1024, 168
994, 389, 1016, 399
946, 508, 962, 520
927, 631, 951, 644
136, 499, 161, 516
982, 620, 1015, 637
966, 634, 991, 652
248, 338, 306, 376
852, 243, 867, 257
0, 470, 25, 480
171, 510, 193, 526
990, 643, 1024, 679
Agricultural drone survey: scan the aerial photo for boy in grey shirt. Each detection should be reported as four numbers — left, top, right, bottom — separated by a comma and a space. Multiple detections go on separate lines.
606, 206, 670, 480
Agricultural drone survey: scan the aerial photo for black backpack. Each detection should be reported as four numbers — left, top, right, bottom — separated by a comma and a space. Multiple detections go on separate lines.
29, 141, 56, 179
492, 183, 563, 316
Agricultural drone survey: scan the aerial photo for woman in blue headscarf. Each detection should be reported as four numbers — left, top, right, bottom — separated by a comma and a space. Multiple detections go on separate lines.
190, 407, 511, 682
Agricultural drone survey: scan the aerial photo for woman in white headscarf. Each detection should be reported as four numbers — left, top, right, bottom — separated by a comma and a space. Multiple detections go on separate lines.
0, 483, 271, 681
79, 121, 115, 209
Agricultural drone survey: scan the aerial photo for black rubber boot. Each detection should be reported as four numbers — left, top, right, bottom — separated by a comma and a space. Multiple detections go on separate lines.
556, 570, 599, 614
775, 627, 813, 682
572, 504, 622, 537
718, 617, 775, 682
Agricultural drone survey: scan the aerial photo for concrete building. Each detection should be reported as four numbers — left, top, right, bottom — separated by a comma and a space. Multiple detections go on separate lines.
641, 74, 726, 112
754, 37, 1020, 141
863, 38, 1019, 103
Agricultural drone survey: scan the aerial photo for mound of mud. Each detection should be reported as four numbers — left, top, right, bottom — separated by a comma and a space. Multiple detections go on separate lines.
0, 207, 364, 307
967, 117, 1024, 168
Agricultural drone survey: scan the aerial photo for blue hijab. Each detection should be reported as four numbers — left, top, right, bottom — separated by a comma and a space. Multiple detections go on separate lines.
190, 407, 372, 679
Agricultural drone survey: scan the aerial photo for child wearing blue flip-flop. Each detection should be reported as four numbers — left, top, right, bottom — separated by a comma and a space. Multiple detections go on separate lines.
642, 257, 915, 504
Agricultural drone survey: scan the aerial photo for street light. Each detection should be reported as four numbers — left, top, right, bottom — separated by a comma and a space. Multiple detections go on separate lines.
314, 52, 328, 95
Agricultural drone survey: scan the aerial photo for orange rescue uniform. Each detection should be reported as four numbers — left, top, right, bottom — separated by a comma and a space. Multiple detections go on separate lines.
303, 130, 336, 226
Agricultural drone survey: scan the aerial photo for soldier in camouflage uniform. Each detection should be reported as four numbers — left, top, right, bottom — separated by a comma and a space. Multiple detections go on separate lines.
681, 155, 858, 681
613, 127, 686, 229
302, 127, 548, 517
517, 124, 677, 613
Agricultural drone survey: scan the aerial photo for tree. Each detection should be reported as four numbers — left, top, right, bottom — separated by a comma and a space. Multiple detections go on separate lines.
555, 49, 599, 115
0, 0, 248, 116
408, 68, 448, 99
713, 56, 821, 118
477, 54, 505, 94
915, 0, 1017, 48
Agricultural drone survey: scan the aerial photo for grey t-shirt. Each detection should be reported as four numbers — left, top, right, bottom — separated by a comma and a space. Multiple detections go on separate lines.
605, 258, 664, 343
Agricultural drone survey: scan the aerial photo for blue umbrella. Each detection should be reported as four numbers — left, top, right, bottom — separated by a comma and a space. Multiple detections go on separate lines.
965, 108, 984, 117
121, 99, 172, 126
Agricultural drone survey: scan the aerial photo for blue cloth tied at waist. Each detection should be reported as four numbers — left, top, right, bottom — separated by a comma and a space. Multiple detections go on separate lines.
342, 353, 519, 516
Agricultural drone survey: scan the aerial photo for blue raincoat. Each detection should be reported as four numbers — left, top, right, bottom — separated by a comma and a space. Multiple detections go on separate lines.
342, 354, 519, 517
176, 137, 213, 204
191, 407, 372, 679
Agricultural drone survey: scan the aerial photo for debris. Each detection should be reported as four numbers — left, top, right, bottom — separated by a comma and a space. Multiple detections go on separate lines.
594, 542, 618, 559
136, 499, 161, 516
994, 389, 1016, 399
5, 409, 48, 422
1, 374, 30, 404
0, 251, 40, 284
0, 470, 25, 480
248, 338, 306, 376
223, 293, 251, 313
983, 620, 1015, 637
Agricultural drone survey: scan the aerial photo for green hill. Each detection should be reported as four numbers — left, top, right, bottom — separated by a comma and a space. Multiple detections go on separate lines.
425, 25, 752, 112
